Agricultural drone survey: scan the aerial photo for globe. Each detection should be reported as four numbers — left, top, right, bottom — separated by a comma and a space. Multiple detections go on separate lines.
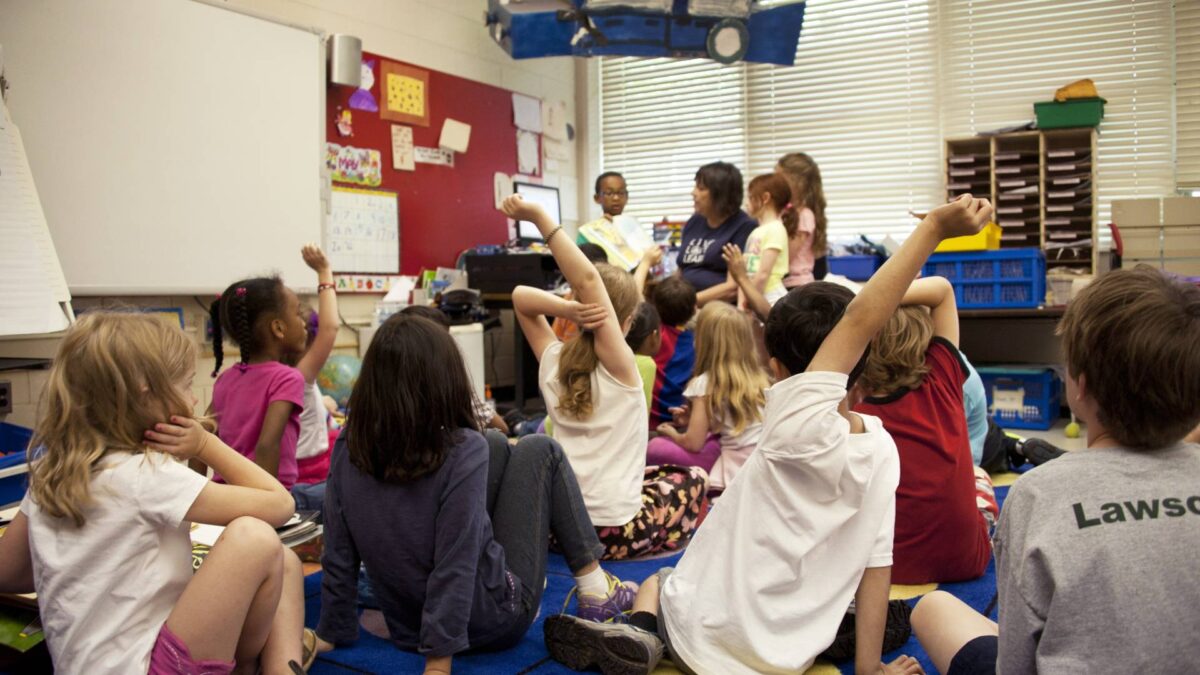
317, 354, 362, 408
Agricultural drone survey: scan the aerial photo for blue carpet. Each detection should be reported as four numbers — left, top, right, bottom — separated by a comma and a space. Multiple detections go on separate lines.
309, 484, 1011, 675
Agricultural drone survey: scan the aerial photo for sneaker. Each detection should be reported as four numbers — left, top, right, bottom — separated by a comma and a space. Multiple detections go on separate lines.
544, 615, 663, 675
1019, 438, 1067, 466
575, 572, 639, 623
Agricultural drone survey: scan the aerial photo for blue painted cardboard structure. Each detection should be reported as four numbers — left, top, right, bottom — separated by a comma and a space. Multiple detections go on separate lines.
486, 0, 807, 66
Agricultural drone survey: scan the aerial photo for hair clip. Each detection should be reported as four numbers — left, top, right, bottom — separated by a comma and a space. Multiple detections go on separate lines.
235, 287, 247, 297
784, 202, 793, 210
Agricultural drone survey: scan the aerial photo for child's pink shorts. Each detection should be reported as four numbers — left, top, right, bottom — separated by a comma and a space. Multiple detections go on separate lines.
148, 623, 235, 675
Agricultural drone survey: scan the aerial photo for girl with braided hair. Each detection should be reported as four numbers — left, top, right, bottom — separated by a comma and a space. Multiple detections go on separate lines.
209, 245, 333, 493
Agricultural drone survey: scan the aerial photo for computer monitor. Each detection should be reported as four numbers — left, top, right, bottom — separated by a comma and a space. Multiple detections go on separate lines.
513, 181, 562, 242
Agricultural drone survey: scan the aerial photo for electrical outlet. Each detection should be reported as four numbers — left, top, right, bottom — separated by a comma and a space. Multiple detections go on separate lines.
0, 381, 11, 415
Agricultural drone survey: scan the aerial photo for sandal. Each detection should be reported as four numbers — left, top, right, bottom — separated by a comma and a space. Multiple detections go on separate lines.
294, 627, 318, 672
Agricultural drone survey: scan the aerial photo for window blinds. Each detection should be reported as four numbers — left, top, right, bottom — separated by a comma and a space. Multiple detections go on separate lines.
745, 0, 943, 239
598, 57, 748, 224
598, 0, 1181, 238
940, 0, 1176, 224
1177, 0, 1200, 188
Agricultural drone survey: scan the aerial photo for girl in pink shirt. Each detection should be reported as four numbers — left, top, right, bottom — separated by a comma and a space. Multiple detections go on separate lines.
209, 245, 333, 490
776, 152, 829, 288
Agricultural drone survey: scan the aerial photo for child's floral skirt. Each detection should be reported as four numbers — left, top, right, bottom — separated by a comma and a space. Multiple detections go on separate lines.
594, 464, 709, 560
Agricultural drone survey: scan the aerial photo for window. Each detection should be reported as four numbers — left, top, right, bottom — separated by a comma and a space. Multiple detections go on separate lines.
597, 0, 1180, 238
1177, 0, 1200, 189
745, 0, 942, 239
598, 57, 747, 224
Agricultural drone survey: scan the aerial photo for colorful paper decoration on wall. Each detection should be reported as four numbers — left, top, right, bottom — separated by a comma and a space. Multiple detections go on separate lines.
380, 61, 430, 127
349, 59, 379, 112
326, 143, 382, 187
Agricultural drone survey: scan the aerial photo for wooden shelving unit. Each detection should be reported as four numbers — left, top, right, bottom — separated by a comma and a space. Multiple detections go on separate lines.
946, 128, 1099, 274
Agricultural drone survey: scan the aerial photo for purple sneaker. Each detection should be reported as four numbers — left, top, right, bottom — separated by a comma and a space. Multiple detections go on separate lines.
575, 571, 639, 623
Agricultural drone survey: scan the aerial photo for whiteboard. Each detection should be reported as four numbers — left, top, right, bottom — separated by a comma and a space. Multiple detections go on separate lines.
328, 188, 400, 273
0, 0, 325, 295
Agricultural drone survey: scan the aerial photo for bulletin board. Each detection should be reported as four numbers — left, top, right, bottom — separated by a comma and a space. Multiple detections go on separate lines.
327, 52, 524, 274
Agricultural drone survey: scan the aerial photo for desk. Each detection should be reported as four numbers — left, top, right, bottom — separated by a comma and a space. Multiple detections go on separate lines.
959, 306, 1065, 365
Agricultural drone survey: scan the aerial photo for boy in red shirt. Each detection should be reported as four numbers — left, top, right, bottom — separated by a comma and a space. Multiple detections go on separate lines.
854, 277, 995, 584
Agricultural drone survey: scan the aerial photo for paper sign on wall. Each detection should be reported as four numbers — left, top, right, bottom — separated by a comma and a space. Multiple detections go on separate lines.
439, 118, 471, 153
542, 99, 568, 141
512, 93, 542, 132
414, 146, 454, 167
543, 137, 570, 162
391, 125, 415, 171
325, 143, 382, 187
493, 172, 512, 209
517, 130, 539, 175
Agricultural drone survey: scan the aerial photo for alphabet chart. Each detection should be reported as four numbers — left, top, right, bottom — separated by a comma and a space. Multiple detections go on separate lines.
326, 187, 400, 273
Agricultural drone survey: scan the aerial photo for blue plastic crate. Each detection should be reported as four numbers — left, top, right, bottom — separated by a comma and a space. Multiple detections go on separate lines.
0, 422, 32, 506
976, 366, 1061, 430
922, 249, 1045, 309
829, 255, 884, 281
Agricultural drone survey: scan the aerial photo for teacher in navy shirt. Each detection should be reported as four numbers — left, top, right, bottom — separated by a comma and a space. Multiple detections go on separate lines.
676, 161, 757, 306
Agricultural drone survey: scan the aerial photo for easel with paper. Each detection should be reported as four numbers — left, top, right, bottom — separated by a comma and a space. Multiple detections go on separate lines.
0, 52, 73, 338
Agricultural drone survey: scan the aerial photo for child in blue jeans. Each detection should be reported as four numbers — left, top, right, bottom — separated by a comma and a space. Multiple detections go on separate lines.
314, 314, 636, 672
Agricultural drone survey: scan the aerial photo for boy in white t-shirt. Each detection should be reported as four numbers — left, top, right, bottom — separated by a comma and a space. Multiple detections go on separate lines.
544, 195, 993, 675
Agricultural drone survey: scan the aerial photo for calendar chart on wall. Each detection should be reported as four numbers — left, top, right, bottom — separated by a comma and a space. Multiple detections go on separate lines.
327, 187, 400, 273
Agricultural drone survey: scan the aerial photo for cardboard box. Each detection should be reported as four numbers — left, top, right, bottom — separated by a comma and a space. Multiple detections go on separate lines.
1163, 197, 1200, 226
1112, 199, 1161, 228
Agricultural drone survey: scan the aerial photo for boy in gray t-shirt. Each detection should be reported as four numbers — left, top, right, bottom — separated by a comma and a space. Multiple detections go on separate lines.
911, 266, 1200, 675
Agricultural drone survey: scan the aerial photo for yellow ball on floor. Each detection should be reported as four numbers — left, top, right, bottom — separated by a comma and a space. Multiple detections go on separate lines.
1065, 421, 1081, 439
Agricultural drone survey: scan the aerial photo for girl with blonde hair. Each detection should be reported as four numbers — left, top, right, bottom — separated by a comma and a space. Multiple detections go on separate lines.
651, 301, 770, 491
0, 312, 312, 674
505, 195, 709, 561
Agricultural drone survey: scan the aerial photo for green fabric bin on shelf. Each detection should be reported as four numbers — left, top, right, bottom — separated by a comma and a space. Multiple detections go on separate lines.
1034, 97, 1106, 129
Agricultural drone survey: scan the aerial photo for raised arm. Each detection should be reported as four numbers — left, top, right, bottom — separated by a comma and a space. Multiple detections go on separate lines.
723, 244, 773, 322
808, 195, 991, 376
900, 276, 959, 346
296, 244, 338, 383
502, 196, 640, 387
633, 246, 663, 296
512, 286, 605, 361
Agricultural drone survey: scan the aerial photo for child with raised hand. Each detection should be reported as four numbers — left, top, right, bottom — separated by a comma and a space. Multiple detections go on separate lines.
503, 194, 709, 561
854, 277, 996, 584
650, 302, 768, 491
911, 266, 1200, 675
209, 245, 331, 493
292, 245, 338, 491
314, 314, 637, 670
543, 194, 991, 675
0, 312, 310, 674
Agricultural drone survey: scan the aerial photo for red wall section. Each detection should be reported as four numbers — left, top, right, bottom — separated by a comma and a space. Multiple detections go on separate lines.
326, 53, 517, 274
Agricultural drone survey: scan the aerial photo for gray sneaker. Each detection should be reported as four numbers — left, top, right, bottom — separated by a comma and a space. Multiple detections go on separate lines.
544, 615, 664, 675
